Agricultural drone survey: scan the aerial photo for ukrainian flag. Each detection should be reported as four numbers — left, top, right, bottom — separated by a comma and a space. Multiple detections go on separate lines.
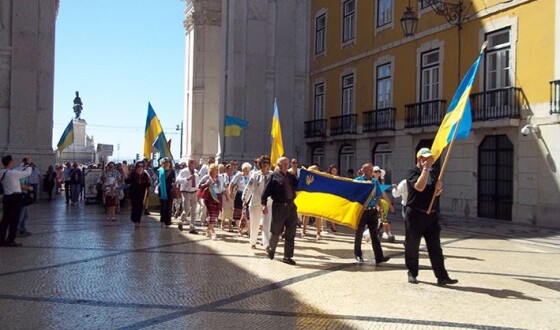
224, 115, 249, 137
56, 120, 74, 152
270, 98, 284, 165
294, 169, 376, 230
431, 45, 486, 161
153, 132, 173, 159
144, 103, 164, 159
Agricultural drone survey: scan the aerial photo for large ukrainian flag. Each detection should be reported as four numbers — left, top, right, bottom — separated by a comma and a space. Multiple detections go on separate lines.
431, 45, 485, 161
144, 103, 164, 159
294, 169, 375, 230
224, 115, 249, 137
270, 98, 284, 165
56, 120, 74, 152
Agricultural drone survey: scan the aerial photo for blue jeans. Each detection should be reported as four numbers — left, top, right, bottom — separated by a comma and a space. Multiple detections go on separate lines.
18, 206, 30, 233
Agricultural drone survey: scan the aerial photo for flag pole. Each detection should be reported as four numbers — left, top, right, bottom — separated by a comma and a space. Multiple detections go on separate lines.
426, 118, 462, 214
426, 42, 488, 214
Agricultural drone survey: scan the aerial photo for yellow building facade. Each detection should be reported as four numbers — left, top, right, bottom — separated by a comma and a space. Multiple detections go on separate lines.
306, 0, 560, 226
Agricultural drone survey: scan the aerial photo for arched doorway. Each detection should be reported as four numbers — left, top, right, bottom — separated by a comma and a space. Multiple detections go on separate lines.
478, 135, 514, 220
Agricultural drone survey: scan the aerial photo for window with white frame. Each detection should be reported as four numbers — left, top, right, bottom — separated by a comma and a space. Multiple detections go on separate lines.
485, 28, 511, 90
420, 49, 440, 101
342, 74, 355, 115
339, 145, 355, 177
372, 143, 392, 184
376, 0, 392, 27
376, 63, 392, 109
312, 147, 325, 168
314, 83, 325, 119
342, 0, 356, 42
315, 14, 326, 55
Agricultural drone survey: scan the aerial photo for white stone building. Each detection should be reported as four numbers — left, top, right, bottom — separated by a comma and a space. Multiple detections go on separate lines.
181, 0, 310, 163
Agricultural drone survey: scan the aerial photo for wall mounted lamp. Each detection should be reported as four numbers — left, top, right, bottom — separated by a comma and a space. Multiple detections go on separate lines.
400, 0, 464, 37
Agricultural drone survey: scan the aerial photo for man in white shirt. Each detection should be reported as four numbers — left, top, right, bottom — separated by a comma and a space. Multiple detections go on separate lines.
176, 159, 200, 234
0, 155, 32, 247
62, 162, 72, 203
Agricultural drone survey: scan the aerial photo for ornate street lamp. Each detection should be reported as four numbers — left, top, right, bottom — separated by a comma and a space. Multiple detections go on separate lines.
400, 2, 418, 37
401, 0, 464, 37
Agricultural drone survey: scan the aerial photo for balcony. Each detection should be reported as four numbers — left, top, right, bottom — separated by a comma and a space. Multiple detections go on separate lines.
363, 108, 396, 132
304, 119, 327, 138
405, 100, 446, 128
330, 114, 357, 136
551, 80, 560, 114
470, 87, 523, 121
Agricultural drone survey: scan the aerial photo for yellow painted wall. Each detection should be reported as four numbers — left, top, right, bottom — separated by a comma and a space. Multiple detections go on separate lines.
309, 0, 555, 121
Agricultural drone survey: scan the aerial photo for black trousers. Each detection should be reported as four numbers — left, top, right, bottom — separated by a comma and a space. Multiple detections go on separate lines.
0, 193, 23, 244
354, 209, 385, 262
404, 207, 449, 279
269, 202, 298, 259
64, 180, 71, 202
159, 199, 173, 225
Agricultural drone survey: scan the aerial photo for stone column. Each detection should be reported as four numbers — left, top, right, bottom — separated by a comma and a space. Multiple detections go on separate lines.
183, 0, 222, 161
0, 0, 57, 169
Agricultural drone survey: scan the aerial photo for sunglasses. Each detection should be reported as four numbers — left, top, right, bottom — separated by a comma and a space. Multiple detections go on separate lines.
373, 170, 381, 173
261, 162, 270, 165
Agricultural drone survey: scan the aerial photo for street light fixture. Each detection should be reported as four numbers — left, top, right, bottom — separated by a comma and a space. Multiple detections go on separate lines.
400, 0, 464, 37
176, 121, 183, 158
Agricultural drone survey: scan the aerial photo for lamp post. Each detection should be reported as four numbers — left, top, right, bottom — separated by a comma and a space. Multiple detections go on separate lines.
176, 121, 183, 158
400, 0, 466, 83
400, 0, 464, 37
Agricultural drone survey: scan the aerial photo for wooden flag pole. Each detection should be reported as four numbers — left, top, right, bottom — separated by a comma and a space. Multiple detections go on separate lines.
426, 121, 461, 214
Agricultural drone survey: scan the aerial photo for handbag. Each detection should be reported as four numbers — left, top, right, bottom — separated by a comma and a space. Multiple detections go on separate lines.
171, 186, 181, 199
196, 187, 208, 200
21, 193, 34, 207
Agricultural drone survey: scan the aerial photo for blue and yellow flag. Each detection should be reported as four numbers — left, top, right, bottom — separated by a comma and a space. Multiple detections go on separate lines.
270, 98, 284, 165
294, 169, 376, 230
224, 115, 249, 137
144, 103, 164, 159
431, 45, 486, 161
153, 132, 173, 159
56, 120, 74, 152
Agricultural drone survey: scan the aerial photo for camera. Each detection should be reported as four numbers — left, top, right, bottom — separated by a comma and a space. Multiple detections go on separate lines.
520, 124, 537, 136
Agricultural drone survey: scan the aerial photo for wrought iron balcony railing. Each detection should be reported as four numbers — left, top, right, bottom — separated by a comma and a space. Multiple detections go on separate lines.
470, 87, 522, 121
330, 114, 357, 136
550, 80, 560, 114
363, 108, 396, 132
405, 100, 447, 128
304, 119, 327, 138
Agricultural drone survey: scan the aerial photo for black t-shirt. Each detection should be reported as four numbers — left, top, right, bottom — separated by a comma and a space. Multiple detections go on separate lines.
261, 170, 298, 205
406, 166, 438, 211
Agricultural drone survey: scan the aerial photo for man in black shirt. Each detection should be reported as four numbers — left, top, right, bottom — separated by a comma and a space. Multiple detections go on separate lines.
261, 156, 298, 265
405, 148, 458, 286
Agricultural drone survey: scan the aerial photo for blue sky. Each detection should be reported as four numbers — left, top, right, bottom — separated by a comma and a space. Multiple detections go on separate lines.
53, 0, 186, 162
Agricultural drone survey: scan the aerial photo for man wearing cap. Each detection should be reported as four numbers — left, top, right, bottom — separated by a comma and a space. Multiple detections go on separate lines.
405, 148, 458, 285
176, 159, 199, 234
353, 163, 393, 264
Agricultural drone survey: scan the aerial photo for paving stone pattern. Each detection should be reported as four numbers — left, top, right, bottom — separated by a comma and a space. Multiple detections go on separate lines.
0, 198, 559, 329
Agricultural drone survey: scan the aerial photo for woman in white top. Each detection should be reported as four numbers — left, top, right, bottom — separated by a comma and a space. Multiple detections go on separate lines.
198, 164, 226, 239
229, 162, 252, 235
219, 164, 235, 231
242, 155, 273, 250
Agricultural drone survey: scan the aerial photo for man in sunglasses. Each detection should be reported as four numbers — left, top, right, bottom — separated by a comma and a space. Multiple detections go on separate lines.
404, 148, 458, 286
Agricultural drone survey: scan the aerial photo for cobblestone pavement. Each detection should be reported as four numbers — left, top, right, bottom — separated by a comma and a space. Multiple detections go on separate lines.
0, 197, 559, 330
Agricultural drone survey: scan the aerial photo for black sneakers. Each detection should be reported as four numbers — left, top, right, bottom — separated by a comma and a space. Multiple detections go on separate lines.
437, 278, 459, 286
282, 258, 296, 266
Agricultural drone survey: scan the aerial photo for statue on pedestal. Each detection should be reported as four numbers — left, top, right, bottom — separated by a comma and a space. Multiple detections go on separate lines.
73, 91, 83, 119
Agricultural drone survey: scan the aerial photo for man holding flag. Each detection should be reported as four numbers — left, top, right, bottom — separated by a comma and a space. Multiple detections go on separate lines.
404, 43, 486, 285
